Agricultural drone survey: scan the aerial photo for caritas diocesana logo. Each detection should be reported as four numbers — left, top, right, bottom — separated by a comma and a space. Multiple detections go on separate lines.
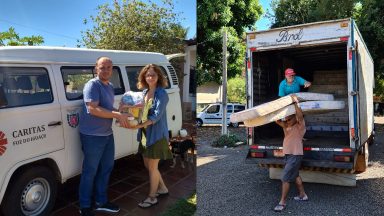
67, 112, 79, 128
0, 131, 8, 156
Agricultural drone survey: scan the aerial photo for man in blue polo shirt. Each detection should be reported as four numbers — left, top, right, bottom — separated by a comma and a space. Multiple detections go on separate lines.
278, 68, 311, 97
78, 57, 130, 216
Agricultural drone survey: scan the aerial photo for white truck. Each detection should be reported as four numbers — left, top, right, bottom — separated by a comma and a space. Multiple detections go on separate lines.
0, 46, 182, 215
245, 18, 374, 184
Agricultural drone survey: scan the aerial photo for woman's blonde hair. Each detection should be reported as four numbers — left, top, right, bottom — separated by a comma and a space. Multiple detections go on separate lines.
137, 64, 168, 90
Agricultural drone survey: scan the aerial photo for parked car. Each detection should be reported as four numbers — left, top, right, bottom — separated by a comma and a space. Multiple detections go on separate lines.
196, 103, 245, 127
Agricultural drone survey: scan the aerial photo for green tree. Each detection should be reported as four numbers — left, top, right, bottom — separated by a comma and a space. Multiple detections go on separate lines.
357, 0, 384, 98
227, 75, 246, 104
197, 0, 263, 85
0, 27, 44, 46
79, 0, 187, 54
269, 0, 315, 28
270, 0, 359, 28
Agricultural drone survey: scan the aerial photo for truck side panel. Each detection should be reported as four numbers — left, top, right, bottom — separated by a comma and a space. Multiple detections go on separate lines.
354, 23, 374, 146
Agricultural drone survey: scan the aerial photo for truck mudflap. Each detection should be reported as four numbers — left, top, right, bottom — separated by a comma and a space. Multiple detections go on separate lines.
246, 150, 355, 173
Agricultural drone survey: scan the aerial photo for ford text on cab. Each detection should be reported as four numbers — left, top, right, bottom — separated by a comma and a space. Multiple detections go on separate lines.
245, 19, 374, 186
0, 46, 182, 215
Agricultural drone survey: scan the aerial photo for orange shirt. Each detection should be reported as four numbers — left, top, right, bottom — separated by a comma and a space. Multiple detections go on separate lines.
282, 120, 306, 155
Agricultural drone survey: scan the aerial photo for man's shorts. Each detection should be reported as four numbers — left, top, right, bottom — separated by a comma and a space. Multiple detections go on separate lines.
282, 154, 303, 182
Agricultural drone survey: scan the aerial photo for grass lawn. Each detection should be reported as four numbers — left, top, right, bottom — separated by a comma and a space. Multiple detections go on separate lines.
161, 192, 196, 216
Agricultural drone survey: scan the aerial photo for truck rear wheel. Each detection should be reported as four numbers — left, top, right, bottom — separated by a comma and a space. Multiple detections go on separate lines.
355, 142, 369, 173
1, 166, 57, 216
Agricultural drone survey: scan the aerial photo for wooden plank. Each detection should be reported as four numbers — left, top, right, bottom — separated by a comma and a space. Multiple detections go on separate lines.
312, 78, 347, 85
309, 85, 347, 97
312, 109, 348, 117
313, 74, 347, 79
313, 70, 347, 75
304, 116, 349, 124
269, 168, 356, 186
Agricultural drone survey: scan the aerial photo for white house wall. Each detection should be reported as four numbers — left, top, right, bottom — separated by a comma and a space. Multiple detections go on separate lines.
183, 45, 196, 108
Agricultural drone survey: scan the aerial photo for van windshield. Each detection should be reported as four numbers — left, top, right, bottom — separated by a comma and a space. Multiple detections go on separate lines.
206, 105, 220, 114
200, 105, 209, 112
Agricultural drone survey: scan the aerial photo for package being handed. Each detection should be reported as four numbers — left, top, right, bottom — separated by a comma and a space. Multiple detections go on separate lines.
116, 91, 144, 127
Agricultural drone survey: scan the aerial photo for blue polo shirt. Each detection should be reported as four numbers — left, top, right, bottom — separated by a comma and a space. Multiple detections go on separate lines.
79, 77, 115, 136
278, 76, 306, 97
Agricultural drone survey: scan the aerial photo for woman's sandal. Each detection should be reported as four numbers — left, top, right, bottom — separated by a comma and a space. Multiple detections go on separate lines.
138, 197, 158, 208
274, 203, 286, 212
155, 190, 169, 197
294, 195, 309, 201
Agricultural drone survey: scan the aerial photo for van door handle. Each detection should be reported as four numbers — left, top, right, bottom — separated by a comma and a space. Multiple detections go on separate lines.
48, 121, 62, 127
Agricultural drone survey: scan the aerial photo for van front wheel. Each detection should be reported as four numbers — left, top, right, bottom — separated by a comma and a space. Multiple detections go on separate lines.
196, 119, 203, 127
1, 166, 57, 216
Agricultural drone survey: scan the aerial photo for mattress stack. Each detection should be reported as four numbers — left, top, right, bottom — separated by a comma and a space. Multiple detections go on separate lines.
306, 70, 349, 127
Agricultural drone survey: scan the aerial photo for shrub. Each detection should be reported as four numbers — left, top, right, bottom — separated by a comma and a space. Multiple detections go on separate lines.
212, 134, 243, 147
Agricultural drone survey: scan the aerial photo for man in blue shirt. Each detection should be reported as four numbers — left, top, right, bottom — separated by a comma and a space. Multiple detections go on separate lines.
78, 57, 130, 216
278, 68, 311, 97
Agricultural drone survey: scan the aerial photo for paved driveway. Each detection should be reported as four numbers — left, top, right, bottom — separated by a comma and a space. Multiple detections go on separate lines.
197, 122, 384, 215
50, 154, 195, 216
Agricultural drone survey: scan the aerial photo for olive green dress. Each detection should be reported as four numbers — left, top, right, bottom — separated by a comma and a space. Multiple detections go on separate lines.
138, 98, 172, 159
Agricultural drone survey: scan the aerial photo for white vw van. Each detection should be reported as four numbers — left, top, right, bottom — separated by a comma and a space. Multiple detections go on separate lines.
0, 46, 182, 216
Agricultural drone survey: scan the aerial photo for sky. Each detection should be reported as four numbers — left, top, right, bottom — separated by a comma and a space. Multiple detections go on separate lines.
255, 0, 274, 31
0, 0, 196, 48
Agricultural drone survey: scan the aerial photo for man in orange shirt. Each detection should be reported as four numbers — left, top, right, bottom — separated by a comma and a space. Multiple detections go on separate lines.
274, 94, 308, 212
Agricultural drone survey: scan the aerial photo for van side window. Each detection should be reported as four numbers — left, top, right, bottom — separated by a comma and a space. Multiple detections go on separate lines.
227, 105, 233, 113
125, 66, 171, 92
206, 105, 220, 114
61, 66, 125, 100
234, 105, 245, 113
0, 67, 53, 108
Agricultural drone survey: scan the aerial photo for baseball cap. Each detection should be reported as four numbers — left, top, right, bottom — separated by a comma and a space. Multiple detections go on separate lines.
285, 68, 295, 76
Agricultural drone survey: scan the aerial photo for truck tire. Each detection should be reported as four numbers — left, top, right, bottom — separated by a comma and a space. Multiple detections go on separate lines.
368, 129, 375, 146
1, 166, 57, 216
196, 119, 203, 127
355, 142, 369, 173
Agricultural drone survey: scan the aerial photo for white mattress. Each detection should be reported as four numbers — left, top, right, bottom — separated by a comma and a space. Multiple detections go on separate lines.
230, 92, 334, 123
243, 100, 345, 127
